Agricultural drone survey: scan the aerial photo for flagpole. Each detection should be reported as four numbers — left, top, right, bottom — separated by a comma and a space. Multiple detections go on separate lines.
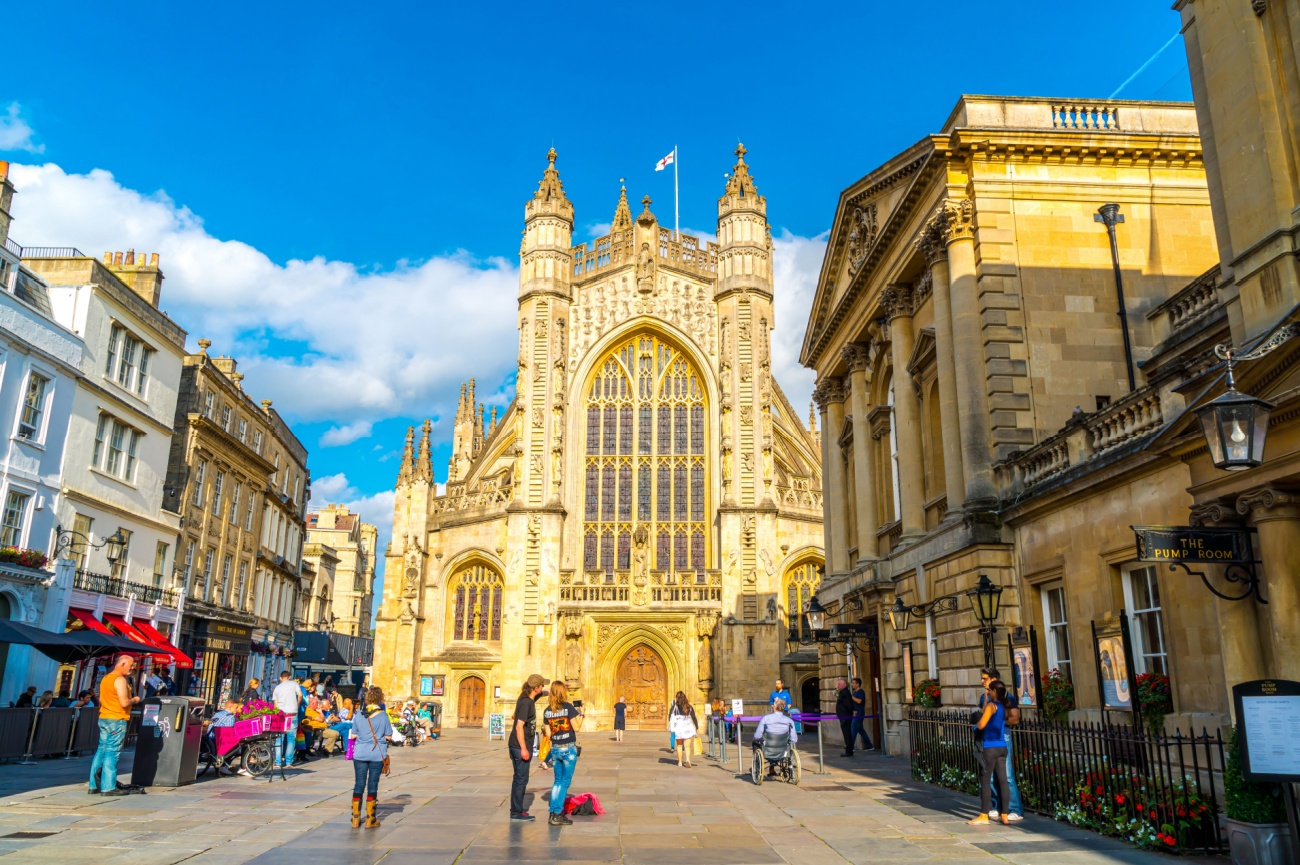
674, 145, 679, 242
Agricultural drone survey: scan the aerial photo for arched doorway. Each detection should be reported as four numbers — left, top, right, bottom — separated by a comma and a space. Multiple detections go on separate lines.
800, 678, 820, 730
457, 675, 485, 727
615, 645, 667, 729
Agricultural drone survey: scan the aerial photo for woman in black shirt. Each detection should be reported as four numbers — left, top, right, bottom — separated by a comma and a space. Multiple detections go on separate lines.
542, 681, 583, 826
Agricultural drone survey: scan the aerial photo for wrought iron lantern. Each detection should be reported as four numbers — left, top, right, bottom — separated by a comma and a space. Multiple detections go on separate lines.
888, 597, 911, 633
967, 574, 1003, 626
805, 595, 828, 632
1194, 325, 1297, 471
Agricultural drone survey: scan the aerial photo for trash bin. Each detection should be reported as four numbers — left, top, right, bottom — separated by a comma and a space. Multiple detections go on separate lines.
131, 696, 205, 787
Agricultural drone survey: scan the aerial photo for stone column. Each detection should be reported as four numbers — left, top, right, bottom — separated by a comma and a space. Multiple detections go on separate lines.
883, 286, 926, 538
1190, 502, 1266, 706
943, 197, 996, 505
918, 216, 966, 512
844, 344, 879, 561
1238, 488, 1300, 681
816, 378, 850, 574
815, 385, 835, 570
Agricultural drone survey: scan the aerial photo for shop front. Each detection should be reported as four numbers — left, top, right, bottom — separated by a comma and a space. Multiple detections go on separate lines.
179, 618, 253, 708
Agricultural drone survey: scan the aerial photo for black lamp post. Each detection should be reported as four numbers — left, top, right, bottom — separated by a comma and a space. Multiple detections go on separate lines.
888, 574, 1004, 668
1192, 331, 1298, 471
1095, 203, 1136, 393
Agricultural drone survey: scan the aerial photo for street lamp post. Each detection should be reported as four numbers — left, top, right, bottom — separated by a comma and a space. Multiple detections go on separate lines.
889, 573, 1005, 669
1095, 203, 1136, 393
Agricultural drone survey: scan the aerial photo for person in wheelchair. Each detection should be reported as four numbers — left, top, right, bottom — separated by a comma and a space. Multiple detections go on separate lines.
201, 699, 252, 777
751, 697, 798, 776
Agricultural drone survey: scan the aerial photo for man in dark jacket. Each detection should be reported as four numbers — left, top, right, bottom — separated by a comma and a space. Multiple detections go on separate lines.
835, 678, 856, 757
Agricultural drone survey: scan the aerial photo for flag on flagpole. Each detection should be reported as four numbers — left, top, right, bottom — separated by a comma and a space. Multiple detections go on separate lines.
655, 149, 675, 171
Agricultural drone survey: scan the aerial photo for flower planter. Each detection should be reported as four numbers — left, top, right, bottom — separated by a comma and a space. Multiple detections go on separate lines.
1226, 818, 1292, 865
230, 717, 264, 740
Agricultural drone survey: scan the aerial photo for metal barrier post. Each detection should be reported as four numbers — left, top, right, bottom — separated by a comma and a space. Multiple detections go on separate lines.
64, 707, 80, 759
817, 716, 827, 773
737, 719, 745, 774
18, 708, 40, 765
720, 718, 727, 764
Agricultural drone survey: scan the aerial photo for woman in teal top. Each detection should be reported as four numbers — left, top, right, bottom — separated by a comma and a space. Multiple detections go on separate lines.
969, 681, 1012, 826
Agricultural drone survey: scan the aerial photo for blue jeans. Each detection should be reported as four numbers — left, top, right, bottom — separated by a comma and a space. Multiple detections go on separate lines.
991, 740, 1023, 816
90, 718, 128, 791
280, 731, 296, 766
353, 759, 383, 798
549, 745, 577, 814
850, 717, 873, 749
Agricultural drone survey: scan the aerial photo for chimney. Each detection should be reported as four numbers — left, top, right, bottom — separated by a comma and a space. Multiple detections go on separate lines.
0, 161, 8, 179
211, 355, 239, 376
105, 249, 165, 308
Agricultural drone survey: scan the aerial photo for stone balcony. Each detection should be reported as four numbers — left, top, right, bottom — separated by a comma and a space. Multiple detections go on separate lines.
558, 569, 722, 607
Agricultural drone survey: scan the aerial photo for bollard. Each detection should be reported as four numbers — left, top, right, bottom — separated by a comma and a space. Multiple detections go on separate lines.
18, 708, 40, 765
720, 718, 728, 765
737, 719, 745, 774
816, 715, 827, 774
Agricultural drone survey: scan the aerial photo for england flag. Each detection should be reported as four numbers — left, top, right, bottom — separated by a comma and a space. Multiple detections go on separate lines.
655, 149, 675, 171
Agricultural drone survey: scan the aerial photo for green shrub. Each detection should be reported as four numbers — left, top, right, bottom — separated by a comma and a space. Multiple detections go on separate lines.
1224, 725, 1285, 824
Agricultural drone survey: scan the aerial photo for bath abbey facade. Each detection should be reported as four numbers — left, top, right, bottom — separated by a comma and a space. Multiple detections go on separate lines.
372, 148, 825, 729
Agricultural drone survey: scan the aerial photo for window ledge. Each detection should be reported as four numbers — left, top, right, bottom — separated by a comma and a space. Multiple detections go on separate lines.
11, 435, 46, 451
100, 372, 149, 404
89, 466, 139, 490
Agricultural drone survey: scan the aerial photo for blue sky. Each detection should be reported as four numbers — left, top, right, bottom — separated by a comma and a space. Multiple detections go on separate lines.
0, 1, 1193, 596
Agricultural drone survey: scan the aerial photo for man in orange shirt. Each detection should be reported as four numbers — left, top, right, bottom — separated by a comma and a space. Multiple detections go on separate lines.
90, 655, 141, 796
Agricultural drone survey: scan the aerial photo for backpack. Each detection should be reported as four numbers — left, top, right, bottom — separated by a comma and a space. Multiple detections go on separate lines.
563, 792, 604, 816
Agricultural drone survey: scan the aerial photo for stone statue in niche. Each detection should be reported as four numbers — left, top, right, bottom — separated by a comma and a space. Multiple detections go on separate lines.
739, 319, 751, 343
637, 243, 654, 293
741, 451, 754, 473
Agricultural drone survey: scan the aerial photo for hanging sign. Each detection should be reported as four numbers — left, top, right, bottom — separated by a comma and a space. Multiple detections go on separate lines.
1132, 525, 1252, 564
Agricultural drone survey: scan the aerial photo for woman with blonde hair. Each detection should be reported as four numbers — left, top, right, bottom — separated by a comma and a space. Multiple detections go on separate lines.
541, 681, 583, 826
669, 691, 699, 768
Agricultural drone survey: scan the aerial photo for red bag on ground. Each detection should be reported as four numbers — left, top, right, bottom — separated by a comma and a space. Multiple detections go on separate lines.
563, 792, 604, 816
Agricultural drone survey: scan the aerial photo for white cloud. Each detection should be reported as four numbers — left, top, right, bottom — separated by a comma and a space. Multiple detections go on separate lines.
772, 229, 828, 417
7, 163, 520, 424
319, 420, 374, 447
0, 103, 43, 154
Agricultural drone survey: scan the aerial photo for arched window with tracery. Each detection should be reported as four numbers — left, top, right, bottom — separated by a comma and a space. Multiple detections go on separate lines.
583, 334, 707, 577
448, 563, 503, 642
784, 560, 823, 640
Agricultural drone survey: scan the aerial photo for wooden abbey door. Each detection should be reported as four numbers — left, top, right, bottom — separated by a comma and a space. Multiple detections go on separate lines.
615, 645, 667, 729
457, 676, 485, 727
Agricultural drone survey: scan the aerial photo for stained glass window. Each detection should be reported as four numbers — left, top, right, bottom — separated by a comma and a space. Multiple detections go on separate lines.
448, 564, 503, 643
784, 561, 823, 640
617, 531, 631, 569
601, 465, 616, 521
618, 464, 632, 520
584, 334, 708, 577
585, 465, 599, 520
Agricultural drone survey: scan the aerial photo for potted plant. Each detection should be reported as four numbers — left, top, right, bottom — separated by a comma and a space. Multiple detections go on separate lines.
1223, 726, 1292, 865
1041, 668, 1074, 723
913, 678, 942, 709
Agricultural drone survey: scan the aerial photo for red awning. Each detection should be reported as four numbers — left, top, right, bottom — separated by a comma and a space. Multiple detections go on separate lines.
101, 613, 172, 666
68, 608, 116, 636
128, 618, 194, 670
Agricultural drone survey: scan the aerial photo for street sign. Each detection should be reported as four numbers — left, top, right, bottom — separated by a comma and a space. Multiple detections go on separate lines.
731, 699, 744, 718
1132, 525, 1253, 564
1233, 680, 1300, 783
488, 713, 506, 740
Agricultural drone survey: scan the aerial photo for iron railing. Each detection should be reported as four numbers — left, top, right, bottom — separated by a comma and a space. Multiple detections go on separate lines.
2, 238, 21, 256
73, 569, 177, 606
909, 708, 1225, 854
19, 247, 84, 258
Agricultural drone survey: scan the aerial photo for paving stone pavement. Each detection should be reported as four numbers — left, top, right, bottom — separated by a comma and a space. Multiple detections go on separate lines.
0, 729, 1223, 865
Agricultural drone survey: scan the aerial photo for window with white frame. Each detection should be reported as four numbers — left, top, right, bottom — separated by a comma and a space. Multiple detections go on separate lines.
220, 555, 233, 604
72, 513, 94, 570
244, 493, 255, 531
212, 470, 225, 513
183, 540, 195, 585
1123, 564, 1168, 676
203, 391, 214, 419
1, 490, 30, 546
237, 418, 247, 443
252, 429, 263, 454
236, 561, 248, 610
221, 405, 231, 432
18, 372, 49, 440
229, 482, 241, 523
92, 413, 142, 482
104, 324, 154, 395
925, 613, 938, 679
202, 547, 215, 600
191, 460, 208, 507
152, 541, 169, 586
1041, 581, 1073, 681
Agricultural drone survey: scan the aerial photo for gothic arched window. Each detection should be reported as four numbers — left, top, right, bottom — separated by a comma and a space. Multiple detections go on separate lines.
583, 335, 707, 576
448, 563, 503, 642
784, 559, 823, 641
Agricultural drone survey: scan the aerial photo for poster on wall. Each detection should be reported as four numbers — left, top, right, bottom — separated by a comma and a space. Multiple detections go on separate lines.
1012, 644, 1037, 707
1232, 680, 1300, 783
432, 675, 445, 696
488, 713, 506, 740
420, 676, 434, 697
1097, 634, 1132, 709
901, 643, 915, 704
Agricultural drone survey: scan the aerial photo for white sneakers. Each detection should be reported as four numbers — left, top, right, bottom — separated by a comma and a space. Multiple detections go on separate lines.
1007, 813, 1024, 822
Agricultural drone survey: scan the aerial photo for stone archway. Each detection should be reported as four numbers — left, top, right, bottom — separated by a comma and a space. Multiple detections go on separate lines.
614, 645, 668, 729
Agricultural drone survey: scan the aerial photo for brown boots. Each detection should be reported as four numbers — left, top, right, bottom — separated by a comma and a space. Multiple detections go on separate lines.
350, 796, 362, 828
364, 796, 380, 828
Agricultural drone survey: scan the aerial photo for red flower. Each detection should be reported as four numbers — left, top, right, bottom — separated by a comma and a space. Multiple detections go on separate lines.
1135, 803, 1143, 812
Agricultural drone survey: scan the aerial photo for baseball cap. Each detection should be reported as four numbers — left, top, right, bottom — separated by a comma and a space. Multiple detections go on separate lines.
526, 674, 548, 689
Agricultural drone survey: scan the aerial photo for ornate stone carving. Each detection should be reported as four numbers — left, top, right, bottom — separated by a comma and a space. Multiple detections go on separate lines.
846, 202, 879, 272
812, 376, 847, 409
1189, 500, 1241, 527
881, 284, 915, 320
597, 623, 627, 653
842, 343, 871, 374
941, 197, 975, 242
569, 278, 716, 367
917, 209, 949, 265
1237, 487, 1297, 517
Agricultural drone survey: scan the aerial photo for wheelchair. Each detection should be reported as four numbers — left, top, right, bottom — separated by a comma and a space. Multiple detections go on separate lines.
197, 732, 275, 778
749, 731, 801, 786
